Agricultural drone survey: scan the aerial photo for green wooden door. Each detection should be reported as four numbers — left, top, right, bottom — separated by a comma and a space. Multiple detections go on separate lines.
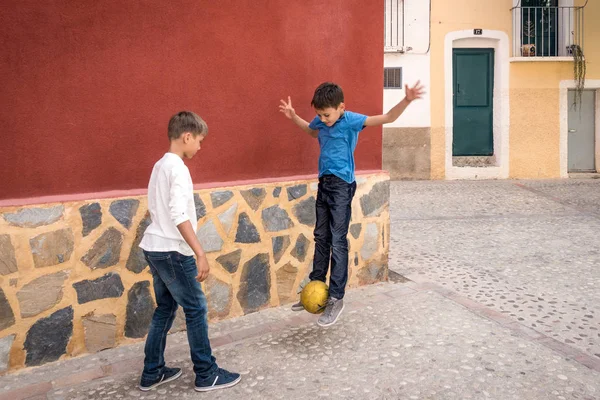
453, 48, 494, 156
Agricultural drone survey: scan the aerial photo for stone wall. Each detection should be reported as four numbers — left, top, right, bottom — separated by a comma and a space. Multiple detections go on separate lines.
383, 128, 431, 180
0, 173, 389, 373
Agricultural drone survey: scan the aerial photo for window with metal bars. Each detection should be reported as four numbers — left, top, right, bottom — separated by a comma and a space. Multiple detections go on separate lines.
384, 68, 403, 89
384, 0, 404, 51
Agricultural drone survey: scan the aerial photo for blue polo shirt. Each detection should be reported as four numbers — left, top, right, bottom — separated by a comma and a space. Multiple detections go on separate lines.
309, 111, 367, 184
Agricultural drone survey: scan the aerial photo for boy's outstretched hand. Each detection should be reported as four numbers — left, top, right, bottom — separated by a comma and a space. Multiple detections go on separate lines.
279, 96, 296, 119
405, 81, 425, 102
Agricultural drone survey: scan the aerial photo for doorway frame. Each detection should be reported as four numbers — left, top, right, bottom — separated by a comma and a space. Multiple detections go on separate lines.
559, 81, 600, 177
445, 30, 510, 179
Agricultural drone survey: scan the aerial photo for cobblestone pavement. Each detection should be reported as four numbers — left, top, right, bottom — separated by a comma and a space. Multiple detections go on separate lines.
2, 179, 600, 400
390, 180, 600, 360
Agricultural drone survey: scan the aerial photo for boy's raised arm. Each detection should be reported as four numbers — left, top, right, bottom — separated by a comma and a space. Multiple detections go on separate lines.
364, 81, 425, 127
279, 96, 318, 138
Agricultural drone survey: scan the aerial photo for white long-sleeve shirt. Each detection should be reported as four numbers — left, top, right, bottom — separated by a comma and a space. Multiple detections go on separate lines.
139, 153, 197, 256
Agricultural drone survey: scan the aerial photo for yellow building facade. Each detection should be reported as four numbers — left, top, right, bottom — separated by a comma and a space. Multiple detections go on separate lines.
436, 0, 598, 179
384, 0, 598, 180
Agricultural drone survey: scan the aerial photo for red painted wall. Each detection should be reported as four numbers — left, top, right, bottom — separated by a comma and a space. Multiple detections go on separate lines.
0, 1, 384, 200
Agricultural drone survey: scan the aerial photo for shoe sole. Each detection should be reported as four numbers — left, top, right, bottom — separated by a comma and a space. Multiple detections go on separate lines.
291, 306, 304, 312
317, 303, 345, 327
194, 375, 242, 392
139, 370, 183, 391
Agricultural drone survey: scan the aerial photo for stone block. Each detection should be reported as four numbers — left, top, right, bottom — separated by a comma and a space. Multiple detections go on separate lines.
235, 213, 260, 243
30, 228, 74, 268
272, 187, 282, 198
17, 271, 68, 318
125, 281, 155, 338
272, 235, 290, 264
0, 288, 15, 330
210, 191, 233, 208
194, 193, 206, 219
218, 203, 238, 235
237, 254, 271, 314
216, 249, 242, 274
350, 223, 362, 239
240, 188, 266, 211
197, 220, 224, 252
276, 263, 298, 304
3, 205, 64, 228
262, 206, 293, 232
24, 306, 73, 366
360, 181, 390, 217
293, 197, 316, 226
287, 184, 307, 201
361, 223, 379, 260
291, 234, 309, 262
0, 334, 15, 372
109, 199, 139, 229
206, 276, 232, 319
73, 273, 125, 304
81, 227, 124, 269
126, 212, 151, 273
0, 234, 18, 275
83, 313, 117, 353
79, 203, 102, 237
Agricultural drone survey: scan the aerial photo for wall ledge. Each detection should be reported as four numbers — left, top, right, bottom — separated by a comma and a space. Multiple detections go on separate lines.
0, 170, 389, 208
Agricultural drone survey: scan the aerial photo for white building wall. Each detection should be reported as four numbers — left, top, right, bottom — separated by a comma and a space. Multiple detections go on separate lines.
383, 0, 431, 128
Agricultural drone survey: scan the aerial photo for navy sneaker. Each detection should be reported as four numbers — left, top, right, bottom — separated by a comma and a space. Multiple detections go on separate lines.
139, 367, 183, 391
195, 368, 241, 392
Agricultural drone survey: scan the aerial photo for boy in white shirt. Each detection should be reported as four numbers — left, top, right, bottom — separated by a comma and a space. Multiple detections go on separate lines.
138, 111, 240, 392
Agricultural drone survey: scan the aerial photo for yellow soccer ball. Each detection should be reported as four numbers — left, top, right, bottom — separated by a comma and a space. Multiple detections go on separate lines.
300, 280, 329, 314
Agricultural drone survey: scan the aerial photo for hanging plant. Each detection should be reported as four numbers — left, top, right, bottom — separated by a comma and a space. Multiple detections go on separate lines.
569, 44, 586, 108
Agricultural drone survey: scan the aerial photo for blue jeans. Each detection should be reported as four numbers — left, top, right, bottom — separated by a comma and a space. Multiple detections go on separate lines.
142, 250, 217, 380
309, 174, 356, 299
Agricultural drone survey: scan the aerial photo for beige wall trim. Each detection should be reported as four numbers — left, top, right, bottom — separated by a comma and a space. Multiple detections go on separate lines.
559, 80, 600, 177
444, 30, 510, 180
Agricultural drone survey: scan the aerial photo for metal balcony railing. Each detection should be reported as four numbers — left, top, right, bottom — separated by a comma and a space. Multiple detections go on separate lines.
511, 4, 584, 57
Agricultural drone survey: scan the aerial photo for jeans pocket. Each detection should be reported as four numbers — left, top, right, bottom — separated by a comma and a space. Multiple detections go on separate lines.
178, 254, 198, 277
145, 253, 177, 285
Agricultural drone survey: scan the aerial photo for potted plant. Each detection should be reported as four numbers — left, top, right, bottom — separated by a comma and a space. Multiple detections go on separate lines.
522, 20, 536, 56
568, 44, 586, 108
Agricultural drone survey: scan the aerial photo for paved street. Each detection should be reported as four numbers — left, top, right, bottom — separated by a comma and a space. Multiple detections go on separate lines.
1, 179, 600, 400
390, 180, 600, 360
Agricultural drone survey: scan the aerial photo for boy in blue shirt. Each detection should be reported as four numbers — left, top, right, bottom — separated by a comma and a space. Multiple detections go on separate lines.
279, 81, 424, 327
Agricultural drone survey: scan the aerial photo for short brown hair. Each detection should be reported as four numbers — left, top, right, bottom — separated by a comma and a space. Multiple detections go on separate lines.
168, 111, 208, 140
311, 82, 344, 109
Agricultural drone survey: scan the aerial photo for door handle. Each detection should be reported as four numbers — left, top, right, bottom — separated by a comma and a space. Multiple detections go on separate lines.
569, 129, 577, 133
